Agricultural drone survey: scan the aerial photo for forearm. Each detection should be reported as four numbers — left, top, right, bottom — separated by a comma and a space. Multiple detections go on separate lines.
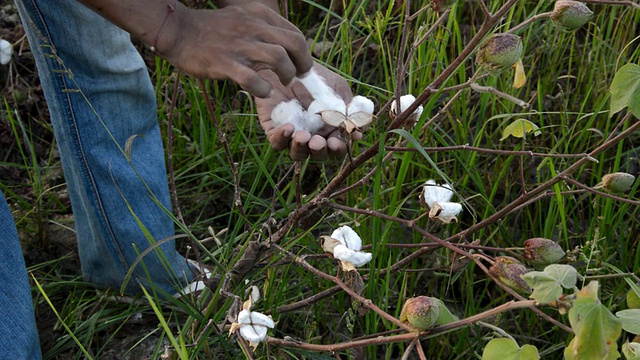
75, 0, 312, 96
75, 0, 185, 53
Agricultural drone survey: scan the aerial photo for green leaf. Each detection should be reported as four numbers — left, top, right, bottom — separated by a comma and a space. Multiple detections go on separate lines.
565, 281, 623, 360
610, 63, 640, 118
616, 309, 640, 335
545, 264, 578, 288
389, 128, 450, 184
500, 118, 541, 140
521, 264, 578, 304
482, 338, 540, 360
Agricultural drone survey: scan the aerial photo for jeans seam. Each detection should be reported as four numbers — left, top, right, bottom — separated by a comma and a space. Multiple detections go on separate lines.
24, 0, 131, 275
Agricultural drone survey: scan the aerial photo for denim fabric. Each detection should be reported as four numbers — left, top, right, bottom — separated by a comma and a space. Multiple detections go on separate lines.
0, 192, 41, 360
12, 0, 195, 294
0, 0, 202, 357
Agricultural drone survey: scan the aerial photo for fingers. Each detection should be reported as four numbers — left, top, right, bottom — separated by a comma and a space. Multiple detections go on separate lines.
266, 123, 295, 151
244, 4, 313, 75
270, 127, 359, 161
309, 135, 329, 160
326, 137, 348, 158
246, 42, 298, 87
230, 62, 273, 98
290, 131, 311, 161
289, 133, 335, 161
168, 5, 312, 98
254, 27, 313, 78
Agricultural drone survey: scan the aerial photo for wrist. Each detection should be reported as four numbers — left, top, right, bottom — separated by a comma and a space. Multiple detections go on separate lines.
215, 0, 279, 12
149, 0, 178, 52
152, 2, 187, 57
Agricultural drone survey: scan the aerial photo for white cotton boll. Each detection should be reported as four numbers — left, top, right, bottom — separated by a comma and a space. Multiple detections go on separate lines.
236, 309, 275, 344
436, 202, 462, 219
249, 285, 260, 303
343, 249, 373, 267
0, 39, 12, 65
422, 180, 454, 208
321, 236, 342, 254
297, 69, 346, 112
239, 321, 268, 344
239, 325, 267, 344
347, 96, 375, 115
300, 110, 326, 134
271, 99, 307, 133
330, 225, 362, 251
308, 97, 347, 116
307, 99, 333, 116
248, 311, 275, 328
298, 69, 334, 100
324, 96, 347, 114
332, 244, 372, 267
391, 94, 423, 119
429, 202, 463, 224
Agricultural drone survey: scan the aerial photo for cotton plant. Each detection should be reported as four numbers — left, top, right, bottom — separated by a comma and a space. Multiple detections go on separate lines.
420, 180, 463, 224
271, 68, 375, 135
389, 94, 424, 123
229, 288, 275, 350
321, 225, 372, 271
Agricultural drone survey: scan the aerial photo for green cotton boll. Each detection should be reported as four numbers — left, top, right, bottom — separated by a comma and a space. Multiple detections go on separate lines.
400, 296, 441, 330
490, 256, 532, 294
523, 238, 566, 267
601, 172, 636, 193
551, 0, 593, 32
475, 33, 523, 76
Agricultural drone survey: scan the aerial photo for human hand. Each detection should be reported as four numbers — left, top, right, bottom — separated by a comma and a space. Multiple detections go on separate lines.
158, 2, 313, 98
255, 63, 363, 160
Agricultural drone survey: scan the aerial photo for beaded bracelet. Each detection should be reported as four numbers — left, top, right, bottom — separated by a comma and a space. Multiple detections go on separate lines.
150, 0, 178, 52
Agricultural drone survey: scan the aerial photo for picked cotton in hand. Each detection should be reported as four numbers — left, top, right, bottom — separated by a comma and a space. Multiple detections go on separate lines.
270, 68, 376, 135
298, 69, 346, 110
270, 99, 324, 134
347, 95, 375, 115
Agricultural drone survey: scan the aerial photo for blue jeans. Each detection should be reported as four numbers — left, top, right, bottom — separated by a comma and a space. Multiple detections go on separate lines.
1, 0, 198, 357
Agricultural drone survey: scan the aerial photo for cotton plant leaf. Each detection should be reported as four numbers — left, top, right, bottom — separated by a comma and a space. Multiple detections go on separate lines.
521, 264, 578, 304
565, 281, 623, 360
500, 118, 541, 140
513, 59, 527, 89
610, 63, 640, 118
482, 338, 540, 360
616, 309, 640, 335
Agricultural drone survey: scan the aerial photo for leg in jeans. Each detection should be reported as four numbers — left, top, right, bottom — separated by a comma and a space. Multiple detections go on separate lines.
14, 0, 195, 295
0, 192, 41, 360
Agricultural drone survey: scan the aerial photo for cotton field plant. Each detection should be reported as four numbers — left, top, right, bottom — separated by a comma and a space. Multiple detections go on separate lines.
6, 0, 640, 359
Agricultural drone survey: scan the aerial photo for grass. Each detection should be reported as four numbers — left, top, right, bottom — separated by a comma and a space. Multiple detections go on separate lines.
2, 0, 640, 358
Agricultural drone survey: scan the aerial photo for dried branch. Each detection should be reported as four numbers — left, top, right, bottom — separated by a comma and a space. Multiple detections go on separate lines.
199, 79, 252, 232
